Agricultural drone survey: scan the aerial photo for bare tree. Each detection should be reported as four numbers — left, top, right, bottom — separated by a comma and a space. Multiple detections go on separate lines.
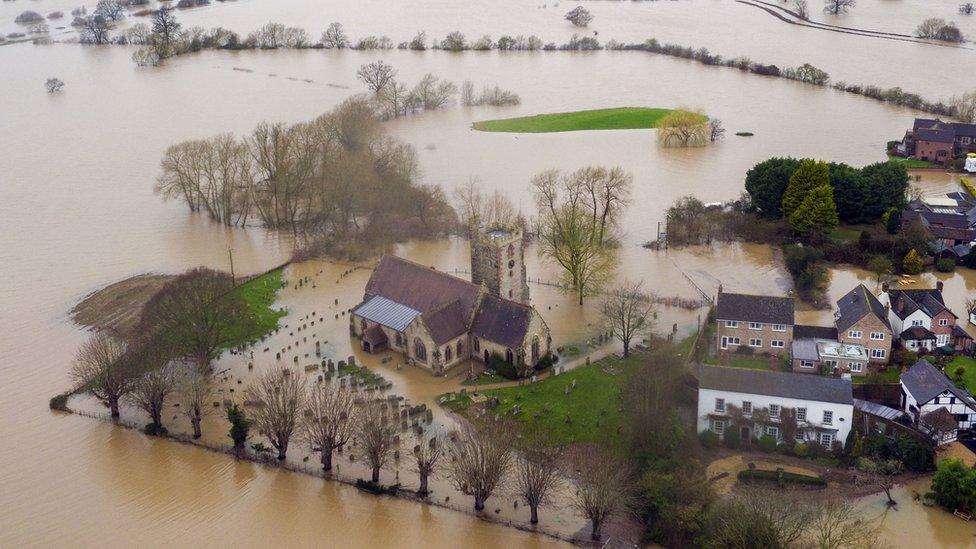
176, 368, 212, 438
303, 383, 357, 471
708, 118, 726, 142
601, 281, 655, 357
357, 60, 397, 95
514, 437, 564, 524
793, 0, 810, 19
950, 90, 976, 123
572, 446, 632, 541
149, 5, 181, 59
246, 367, 306, 460
808, 497, 882, 549
823, 0, 856, 15
565, 6, 593, 27
321, 22, 348, 48
409, 73, 458, 110
452, 177, 518, 234
355, 400, 399, 483
78, 15, 111, 44
447, 423, 513, 511
70, 332, 135, 417
702, 487, 813, 547
138, 267, 255, 369
962, 3, 975, 15
95, 0, 125, 21
45, 78, 64, 94
128, 362, 177, 433
411, 431, 444, 497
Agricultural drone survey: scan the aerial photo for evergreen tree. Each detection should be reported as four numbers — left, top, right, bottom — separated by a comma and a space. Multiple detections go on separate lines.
788, 184, 838, 237
782, 159, 830, 219
902, 249, 924, 275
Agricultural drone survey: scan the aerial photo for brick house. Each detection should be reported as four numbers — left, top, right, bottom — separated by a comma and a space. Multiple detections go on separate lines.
878, 281, 973, 352
901, 118, 976, 166
834, 284, 892, 364
715, 290, 794, 356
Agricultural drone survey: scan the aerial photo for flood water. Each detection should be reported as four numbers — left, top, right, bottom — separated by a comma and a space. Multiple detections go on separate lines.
2, 0, 976, 546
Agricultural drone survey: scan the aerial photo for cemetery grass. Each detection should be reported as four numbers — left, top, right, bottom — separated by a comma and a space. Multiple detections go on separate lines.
472, 107, 674, 133
223, 269, 287, 348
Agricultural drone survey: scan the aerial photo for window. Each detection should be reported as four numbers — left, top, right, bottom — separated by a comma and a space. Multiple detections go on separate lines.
742, 401, 753, 415
749, 338, 762, 348
963, 136, 972, 145
725, 321, 739, 328
939, 318, 949, 327
796, 408, 807, 422
749, 322, 762, 330
800, 360, 815, 369
715, 398, 726, 413
772, 324, 786, 332
711, 419, 726, 435
769, 404, 780, 418
414, 339, 427, 362
823, 410, 833, 425
819, 433, 834, 447
848, 330, 862, 339
795, 430, 806, 442
871, 348, 887, 359
444, 345, 453, 362
937, 334, 949, 346
473, 338, 480, 353
823, 360, 837, 369
507, 244, 514, 258
765, 426, 779, 439
457, 340, 464, 359
771, 340, 785, 348
850, 362, 863, 373
911, 320, 923, 327
508, 259, 515, 269
870, 332, 884, 340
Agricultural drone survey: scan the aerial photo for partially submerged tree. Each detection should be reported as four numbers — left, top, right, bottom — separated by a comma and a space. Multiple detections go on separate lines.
176, 368, 212, 438
601, 281, 655, 357
572, 446, 632, 541
355, 400, 399, 483
708, 118, 726, 142
357, 60, 397, 95
149, 6, 181, 59
514, 436, 564, 524
868, 255, 892, 285
447, 423, 513, 511
70, 331, 135, 417
128, 362, 177, 434
227, 403, 251, 452
823, 0, 856, 15
78, 15, 111, 45
452, 176, 519, 234
320, 22, 348, 49
950, 90, 976, 123
565, 6, 594, 27
657, 110, 708, 148
303, 383, 357, 471
793, 0, 810, 19
411, 431, 444, 497
94, 0, 126, 22
246, 367, 306, 460
409, 73, 458, 110
915, 18, 964, 42
44, 78, 64, 93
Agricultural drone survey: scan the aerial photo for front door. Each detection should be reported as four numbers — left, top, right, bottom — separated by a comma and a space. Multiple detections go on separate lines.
721, 336, 729, 349
484, 350, 490, 363
740, 426, 751, 441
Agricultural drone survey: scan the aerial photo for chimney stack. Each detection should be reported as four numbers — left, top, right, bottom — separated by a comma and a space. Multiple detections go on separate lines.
881, 281, 890, 293
936, 280, 944, 293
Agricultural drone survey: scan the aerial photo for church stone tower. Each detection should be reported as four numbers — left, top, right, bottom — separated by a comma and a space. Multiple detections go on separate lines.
471, 225, 530, 304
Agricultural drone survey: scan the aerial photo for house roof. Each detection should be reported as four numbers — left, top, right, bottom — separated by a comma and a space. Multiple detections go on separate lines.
792, 339, 820, 362
423, 299, 469, 346
364, 255, 482, 317
901, 359, 976, 408
471, 294, 533, 349
352, 295, 421, 332
715, 292, 794, 325
916, 128, 955, 144
698, 365, 853, 405
900, 326, 936, 341
835, 284, 890, 333
953, 325, 973, 340
950, 122, 976, 139
887, 288, 953, 321
853, 398, 907, 422
794, 324, 838, 340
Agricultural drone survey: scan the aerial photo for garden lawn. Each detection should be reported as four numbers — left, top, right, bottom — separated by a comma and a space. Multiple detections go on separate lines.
703, 354, 771, 371
852, 367, 902, 384
222, 269, 287, 348
473, 107, 675, 133
887, 156, 935, 169
480, 354, 643, 447
949, 356, 976, 394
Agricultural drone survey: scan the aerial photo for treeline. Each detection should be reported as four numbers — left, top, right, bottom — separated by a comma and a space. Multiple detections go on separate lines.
154, 97, 456, 253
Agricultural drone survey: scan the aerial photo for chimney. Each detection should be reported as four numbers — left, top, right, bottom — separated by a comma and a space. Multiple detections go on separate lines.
936, 280, 944, 293
718, 284, 723, 295
881, 281, 890, 293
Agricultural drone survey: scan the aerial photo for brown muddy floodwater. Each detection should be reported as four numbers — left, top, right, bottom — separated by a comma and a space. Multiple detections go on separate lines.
2, 0, 975, 545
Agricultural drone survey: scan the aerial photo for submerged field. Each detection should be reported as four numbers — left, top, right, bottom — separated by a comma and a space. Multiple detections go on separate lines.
472, 107, 676, 133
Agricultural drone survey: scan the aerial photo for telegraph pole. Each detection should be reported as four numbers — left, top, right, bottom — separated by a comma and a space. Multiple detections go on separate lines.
228, 247, 236, 286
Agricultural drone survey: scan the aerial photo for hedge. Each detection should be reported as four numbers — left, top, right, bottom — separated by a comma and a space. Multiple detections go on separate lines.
737, 469, 826, 486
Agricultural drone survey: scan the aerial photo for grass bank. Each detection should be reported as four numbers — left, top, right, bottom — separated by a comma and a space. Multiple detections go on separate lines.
223, 269, 287, 348
473, 107, 675, 133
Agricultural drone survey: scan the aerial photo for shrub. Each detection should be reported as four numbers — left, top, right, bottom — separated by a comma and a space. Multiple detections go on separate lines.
757, 434, 778, 453
489, 352, 519, 379
937, 258, 956, 272
893, 434, 934, 472
49, 392, 70, 411
902, 249, 924, 274
793, 442, 809, 457
723, 427, 741, 449
932, 458, 976, 512
144, 423, 168, 436
355, 479, 401, 495
699, 430, 721, 449
15, 10, 45, 24
737, 469, 826, 486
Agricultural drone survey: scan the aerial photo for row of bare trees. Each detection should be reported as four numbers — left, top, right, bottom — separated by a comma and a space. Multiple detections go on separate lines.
155, 98, 456, 247
355, 61, 460, 120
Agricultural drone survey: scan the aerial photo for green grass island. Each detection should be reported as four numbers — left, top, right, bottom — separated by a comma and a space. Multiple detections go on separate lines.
472, 107, 680, 133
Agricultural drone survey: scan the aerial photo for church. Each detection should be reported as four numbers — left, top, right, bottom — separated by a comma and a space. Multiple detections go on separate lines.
349, 225, 552, 375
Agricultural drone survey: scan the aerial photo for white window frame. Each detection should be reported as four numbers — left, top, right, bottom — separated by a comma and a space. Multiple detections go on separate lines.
749, 338, 762, 348
765, 425, 779, 439
870, 332, 884, 340
796, 408, 807, 422
850, 362, 863, 373
715, 398, 725, 413
848, 330, 862, 339
871, 348, 887, 359
742, 401, 752, 415
711, 419, 726, 435
769, 404, 780, 418
772, 324, 786, 332
939, 318, 949, 327
800, 360, 815, 369
937, 334, 949, 346
822, 410, 833, 425
911, 320, 923, 327
819, 433, 834, 447
725, 320, 739, 328
749, 322, 762, 330
795, 430, 805, 442
771, 340, 785, 348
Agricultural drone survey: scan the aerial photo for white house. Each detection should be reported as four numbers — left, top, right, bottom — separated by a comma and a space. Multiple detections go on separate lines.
697, 365, 854, 449
900, 359, 976, 443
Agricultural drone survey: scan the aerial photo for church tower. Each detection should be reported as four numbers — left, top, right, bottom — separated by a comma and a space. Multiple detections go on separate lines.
471, 225, 530, 304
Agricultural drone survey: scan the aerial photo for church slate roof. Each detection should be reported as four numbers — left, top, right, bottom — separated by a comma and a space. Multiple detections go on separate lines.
423, 300, 470, 346
835, 284, 890, 333
698, 365, 853, 405
715, 292, 794, 325
365, 255, 481, 317
471, 294, 533, 349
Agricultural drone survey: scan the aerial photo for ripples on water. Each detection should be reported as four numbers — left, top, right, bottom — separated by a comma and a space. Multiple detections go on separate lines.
1, 0, 975, 546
